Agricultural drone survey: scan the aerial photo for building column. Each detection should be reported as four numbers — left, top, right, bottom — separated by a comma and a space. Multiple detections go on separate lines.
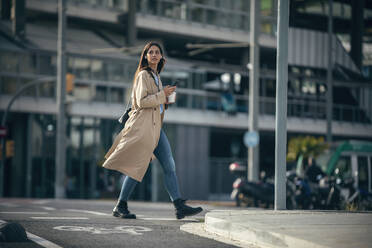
12, 0, 26, 38
10, 114, 26, 196
126, 0, 137, 46
351, 0, 364, 69
1, 0, 11, 20
25, 113, 33, 197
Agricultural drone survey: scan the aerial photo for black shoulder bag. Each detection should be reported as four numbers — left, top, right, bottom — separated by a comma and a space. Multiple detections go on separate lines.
118, 100, 131, 125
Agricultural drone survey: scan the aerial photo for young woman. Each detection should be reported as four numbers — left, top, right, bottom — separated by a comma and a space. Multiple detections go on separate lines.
102, 41, 203, 219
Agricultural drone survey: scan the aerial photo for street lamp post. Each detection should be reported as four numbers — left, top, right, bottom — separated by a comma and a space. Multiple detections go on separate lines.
248, 0, 260, 182
274, 0, 289, 210
55, 0, 67, 198
326, 0, 333, 143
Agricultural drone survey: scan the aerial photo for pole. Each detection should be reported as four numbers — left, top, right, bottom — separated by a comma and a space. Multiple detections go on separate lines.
26, 113, 33, 197
326, 0, 333, 143
126, 0, 137, 46
274, 0, 289, 210
55, 0, 67, 198
248, 0, 260, 182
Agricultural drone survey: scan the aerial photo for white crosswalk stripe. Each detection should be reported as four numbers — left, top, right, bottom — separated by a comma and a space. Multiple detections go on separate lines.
0, 212, 48, 214
31, 217, 89, 220
66, 209, 109, 216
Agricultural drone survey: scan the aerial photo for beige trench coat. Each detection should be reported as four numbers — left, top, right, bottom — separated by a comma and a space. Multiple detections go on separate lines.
102, 70, 167, 182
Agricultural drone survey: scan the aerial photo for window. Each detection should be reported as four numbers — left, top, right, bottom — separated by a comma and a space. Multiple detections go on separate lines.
110, 87, 124, 103
1, 77, 18, 94
91, 59, 105, 80
0, 51, 18, 73
94, 86, 107, 102
39, 78, 55, 98
74, 84, 94, 101
106, 63, 124, 82
358, 157, 369, 191
19, 78, 37, 97
74, 58, 91, 79
39, 54, 55, 75
20, 53, 37, 74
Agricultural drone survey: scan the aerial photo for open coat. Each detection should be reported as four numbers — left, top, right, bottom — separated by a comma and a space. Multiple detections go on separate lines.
102, 70, 166, 182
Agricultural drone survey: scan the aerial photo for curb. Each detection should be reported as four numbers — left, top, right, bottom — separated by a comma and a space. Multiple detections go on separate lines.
180, 222, 253, 248
205, 212, 330, 248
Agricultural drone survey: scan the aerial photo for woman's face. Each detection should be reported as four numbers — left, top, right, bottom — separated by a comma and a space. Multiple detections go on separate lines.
146, 45, 162, 66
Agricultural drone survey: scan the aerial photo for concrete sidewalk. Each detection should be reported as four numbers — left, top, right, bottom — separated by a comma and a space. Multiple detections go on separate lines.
203, 210, 372, 248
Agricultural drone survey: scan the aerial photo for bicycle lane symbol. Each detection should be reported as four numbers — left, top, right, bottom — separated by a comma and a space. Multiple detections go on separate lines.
54, 226, 152, 235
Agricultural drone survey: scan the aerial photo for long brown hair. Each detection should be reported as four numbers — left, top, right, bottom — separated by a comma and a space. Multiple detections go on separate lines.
133, 42, 166, 85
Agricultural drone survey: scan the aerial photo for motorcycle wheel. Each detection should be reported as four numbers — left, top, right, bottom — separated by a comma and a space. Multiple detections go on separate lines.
235, 194, 241, 207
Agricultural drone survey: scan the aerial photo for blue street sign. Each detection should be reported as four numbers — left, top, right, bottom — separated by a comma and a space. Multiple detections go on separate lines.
244, 131, 259, 147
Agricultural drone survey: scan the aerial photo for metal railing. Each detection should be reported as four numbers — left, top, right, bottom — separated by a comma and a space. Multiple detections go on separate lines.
31, 0, 277, 35
1, 75, 370, 125
0, 49, 370, 124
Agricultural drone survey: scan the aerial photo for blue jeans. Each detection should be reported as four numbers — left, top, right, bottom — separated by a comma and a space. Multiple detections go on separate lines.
118, 129, 181, 202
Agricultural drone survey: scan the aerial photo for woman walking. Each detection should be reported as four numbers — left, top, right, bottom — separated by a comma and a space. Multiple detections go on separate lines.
102, 41, 203, 219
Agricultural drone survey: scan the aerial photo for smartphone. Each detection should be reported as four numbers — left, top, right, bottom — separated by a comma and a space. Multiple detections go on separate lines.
170, 81, 178, 87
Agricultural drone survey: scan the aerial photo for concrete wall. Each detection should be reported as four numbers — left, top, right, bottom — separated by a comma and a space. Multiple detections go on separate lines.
174, 125, 210, 200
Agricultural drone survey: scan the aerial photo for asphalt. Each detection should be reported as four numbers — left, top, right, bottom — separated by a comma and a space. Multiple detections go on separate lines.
201, 209, 372, 248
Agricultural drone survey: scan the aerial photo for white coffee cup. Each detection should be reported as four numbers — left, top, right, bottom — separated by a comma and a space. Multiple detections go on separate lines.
168, 92, 176, 103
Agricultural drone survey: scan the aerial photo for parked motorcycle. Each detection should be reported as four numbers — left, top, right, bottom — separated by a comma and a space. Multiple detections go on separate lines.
229, 162, 297, 209
330, 176, 372, 210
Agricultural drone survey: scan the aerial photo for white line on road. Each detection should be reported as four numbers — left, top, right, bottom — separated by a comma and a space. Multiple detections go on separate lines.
0, 202, 18, 207
54, 225, 152, 235
0, 212, 48, 214
31, 217, 89, 220
27, 232, 64, 248
139, 217, 199, 221
66, 209, 109, 216
41, 207, 56, 211
32, 200, 52, 205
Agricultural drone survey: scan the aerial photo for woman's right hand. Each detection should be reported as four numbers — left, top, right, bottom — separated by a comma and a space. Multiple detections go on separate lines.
163, 85, 176, 97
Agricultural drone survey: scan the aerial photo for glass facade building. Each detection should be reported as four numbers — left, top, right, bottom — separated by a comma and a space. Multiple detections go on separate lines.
0, 0, 371, 201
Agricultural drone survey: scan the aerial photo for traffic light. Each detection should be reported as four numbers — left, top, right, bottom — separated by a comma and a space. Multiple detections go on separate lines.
6, 140, 14, 158
66, 73, 75, 93
0, 140, 15, 159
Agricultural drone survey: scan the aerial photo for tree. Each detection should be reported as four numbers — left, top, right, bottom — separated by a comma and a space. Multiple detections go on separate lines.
287, 136, 329, 176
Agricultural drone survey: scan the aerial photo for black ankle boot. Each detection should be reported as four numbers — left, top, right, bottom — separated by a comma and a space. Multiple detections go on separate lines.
173, 199, 203, 220
113, 200, 136, 219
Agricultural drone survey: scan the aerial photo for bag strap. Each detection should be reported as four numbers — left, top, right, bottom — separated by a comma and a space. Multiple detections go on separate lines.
124, 98, 131, 111
127, 69, 160, 109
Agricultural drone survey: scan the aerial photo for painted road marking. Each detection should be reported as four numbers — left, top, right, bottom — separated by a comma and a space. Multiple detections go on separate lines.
66, 209, 109, 216
0, 202, 18, 207
27, 232, 63, 248
32, 200, 51, 205
41, 207, 56, 211
54, 225, 152, 235
139, 217, 199, 222
31, 217, 89, 220
0, 212, 48, 214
